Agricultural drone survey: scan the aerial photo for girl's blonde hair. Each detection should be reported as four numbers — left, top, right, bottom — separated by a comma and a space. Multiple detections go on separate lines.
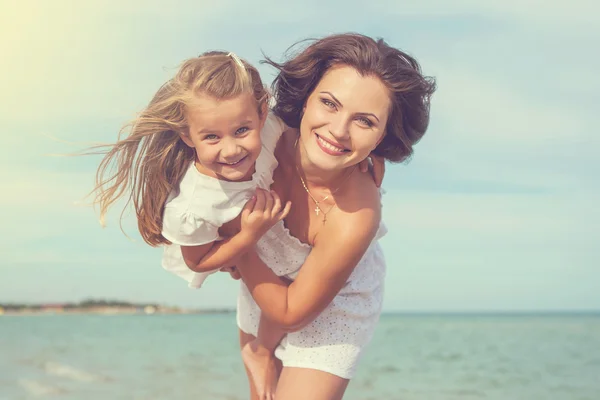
90, 51, 269, 246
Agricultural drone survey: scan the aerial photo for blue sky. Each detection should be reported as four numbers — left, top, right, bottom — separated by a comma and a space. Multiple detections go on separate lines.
1, 0, 598, 311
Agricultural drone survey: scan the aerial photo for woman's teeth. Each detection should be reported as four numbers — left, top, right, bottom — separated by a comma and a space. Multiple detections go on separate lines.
317, 135, 346, 152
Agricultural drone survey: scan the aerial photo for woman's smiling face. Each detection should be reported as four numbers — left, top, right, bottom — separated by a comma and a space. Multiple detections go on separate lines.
299, 64, 391, 171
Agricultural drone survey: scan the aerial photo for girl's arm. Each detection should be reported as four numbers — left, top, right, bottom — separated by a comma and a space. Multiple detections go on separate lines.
235, 199, 381, 332
182, 189, 291, 273
181, 232, 258, 272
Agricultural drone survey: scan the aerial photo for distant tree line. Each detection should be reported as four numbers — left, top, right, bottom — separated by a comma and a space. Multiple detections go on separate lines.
0, 298, 159, 311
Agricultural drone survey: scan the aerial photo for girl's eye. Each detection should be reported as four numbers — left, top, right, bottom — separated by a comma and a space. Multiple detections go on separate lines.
321, 99, 336, 109
357, 117, 373, 127
235, 127, 249, 135
204, 134, 219, 141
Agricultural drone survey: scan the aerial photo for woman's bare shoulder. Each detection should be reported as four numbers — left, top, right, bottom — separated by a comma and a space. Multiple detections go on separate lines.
343, 168, 381, 212
318, 169, 381, 245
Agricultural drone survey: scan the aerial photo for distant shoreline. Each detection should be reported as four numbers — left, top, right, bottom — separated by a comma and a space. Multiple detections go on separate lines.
0, 308, 235, 316
0, 300, 234, 316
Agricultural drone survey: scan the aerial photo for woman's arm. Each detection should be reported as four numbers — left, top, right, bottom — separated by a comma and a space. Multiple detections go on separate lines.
236, 203, 380, 332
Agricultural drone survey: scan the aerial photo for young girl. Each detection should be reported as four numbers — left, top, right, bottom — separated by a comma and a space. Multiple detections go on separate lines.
89, 51, 289, 398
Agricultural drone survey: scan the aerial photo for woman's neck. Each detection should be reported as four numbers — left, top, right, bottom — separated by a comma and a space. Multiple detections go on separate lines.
294, 135, 350, 190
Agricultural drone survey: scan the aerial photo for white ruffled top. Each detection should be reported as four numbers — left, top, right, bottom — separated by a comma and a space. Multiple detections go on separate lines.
160, 112, 285, 288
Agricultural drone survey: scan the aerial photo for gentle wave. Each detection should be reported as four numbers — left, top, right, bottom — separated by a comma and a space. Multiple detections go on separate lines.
43, 361, 109, 383
17, 379, 66, 397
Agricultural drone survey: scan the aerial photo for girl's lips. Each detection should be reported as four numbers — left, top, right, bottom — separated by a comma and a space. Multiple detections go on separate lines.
315, 133, 348, 156
218, 155, 248, 166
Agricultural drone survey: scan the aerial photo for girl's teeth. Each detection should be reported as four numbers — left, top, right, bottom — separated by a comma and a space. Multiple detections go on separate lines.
223, 157, 245, 165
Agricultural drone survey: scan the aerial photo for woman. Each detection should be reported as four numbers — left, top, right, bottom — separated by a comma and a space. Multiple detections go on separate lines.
232, 33, 435, 399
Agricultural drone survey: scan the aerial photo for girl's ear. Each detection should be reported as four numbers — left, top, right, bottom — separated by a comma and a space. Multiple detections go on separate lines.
178, 131, 195, 148
259, 102, 269, 128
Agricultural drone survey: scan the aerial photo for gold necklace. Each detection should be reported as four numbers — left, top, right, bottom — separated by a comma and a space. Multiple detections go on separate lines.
294, 137, 355, 223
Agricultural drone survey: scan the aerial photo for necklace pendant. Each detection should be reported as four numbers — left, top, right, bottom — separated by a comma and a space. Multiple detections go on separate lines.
315, 207, 320, 216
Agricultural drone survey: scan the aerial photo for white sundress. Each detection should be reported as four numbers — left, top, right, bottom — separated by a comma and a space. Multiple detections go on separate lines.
237, 217, 388, 379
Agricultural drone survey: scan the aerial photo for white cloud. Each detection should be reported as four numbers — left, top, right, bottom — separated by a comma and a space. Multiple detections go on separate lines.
0, 2, 229, 123
374, 0, 599, 34
0, 167, 92, 206
432, 70, 592, 143
379, 189, 599, 310
383, 189, 598, 238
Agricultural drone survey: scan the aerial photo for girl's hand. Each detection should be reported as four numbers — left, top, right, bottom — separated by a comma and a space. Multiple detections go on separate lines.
219, 213, 241, 238
241, 189, 292, 240
358, 153, 385, 187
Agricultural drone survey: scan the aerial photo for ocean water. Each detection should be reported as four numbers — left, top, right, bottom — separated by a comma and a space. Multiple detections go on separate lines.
1, 313, 599, 399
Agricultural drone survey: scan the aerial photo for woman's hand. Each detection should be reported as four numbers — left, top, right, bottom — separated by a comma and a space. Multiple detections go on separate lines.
358, 153, 385, 187
220, 266, 241, 280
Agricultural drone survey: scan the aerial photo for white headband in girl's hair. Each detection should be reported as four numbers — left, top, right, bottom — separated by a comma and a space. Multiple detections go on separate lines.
227, 52, 245, 69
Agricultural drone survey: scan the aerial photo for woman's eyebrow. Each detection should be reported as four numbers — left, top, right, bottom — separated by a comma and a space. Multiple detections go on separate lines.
320, 91, 380, 122
320, 91, 343, 107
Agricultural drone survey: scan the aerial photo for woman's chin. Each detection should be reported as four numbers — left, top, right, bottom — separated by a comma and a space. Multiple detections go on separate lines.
306, 152, 362, 173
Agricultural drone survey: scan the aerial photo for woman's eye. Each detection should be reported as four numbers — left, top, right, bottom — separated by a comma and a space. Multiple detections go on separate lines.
357, 117, 373, 127
321, 99, 336, 109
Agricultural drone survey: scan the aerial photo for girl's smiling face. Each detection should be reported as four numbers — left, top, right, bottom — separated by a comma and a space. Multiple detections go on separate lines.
181, 92, 266, 181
